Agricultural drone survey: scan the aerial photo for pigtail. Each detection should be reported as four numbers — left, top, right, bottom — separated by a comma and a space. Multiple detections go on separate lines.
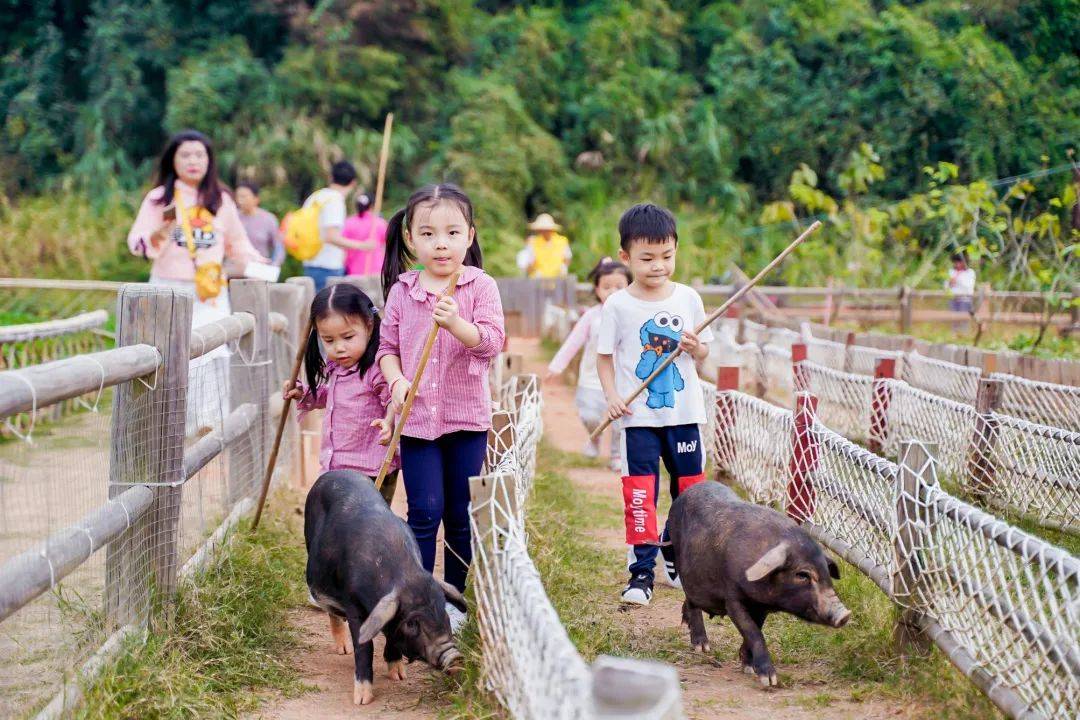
357, 296, 381, 378
382, 207, 415, 302
464, 232, 484, 270
302, 321, 326, 398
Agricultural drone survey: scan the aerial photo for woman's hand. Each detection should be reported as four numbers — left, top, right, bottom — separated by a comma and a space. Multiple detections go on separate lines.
282, 380, 303, 401
432, 296, 459, 329
150, 221, 176, 249
371, 418, 394, 445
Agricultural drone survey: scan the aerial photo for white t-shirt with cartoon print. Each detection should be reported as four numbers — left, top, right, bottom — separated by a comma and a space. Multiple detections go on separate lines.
597, 283, 714, 429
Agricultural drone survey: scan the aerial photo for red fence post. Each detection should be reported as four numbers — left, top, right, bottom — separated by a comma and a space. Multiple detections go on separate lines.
842, 331, 856, 373
791, 342, 808, 393
714, 367, 740, 484
868, 357, 896, 454
787, 392, 820, 523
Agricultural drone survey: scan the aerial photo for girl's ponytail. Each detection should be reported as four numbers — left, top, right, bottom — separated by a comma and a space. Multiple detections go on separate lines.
382, 207, 414, 302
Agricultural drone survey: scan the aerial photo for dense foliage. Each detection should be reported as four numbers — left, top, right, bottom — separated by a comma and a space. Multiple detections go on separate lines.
1, 1, 1077, 284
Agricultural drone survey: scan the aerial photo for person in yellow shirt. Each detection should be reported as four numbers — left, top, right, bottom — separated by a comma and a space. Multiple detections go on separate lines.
516, 213, 571, 278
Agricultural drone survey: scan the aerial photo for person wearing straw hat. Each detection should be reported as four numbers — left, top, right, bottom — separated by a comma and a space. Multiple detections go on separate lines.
516, 212, 571, 278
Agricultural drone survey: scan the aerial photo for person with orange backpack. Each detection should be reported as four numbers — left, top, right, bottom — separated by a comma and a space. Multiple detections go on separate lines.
284, 161, 366, 292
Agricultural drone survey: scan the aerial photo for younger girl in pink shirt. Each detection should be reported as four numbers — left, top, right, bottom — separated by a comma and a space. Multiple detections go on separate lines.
284, 283, 399, 503
377, 184, 504, 629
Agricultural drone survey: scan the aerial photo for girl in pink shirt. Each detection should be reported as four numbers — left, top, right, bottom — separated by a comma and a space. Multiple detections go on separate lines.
377, 184, 504, 627
283, 283, 399, 504
544, 258, 631, 469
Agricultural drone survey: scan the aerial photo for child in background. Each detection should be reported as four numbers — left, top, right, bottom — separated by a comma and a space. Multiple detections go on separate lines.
597, 203, 714, 606
283, 283, 399, 504
377, 184, 505, 631
544, 258, 632, 470
343, 190, 389, 277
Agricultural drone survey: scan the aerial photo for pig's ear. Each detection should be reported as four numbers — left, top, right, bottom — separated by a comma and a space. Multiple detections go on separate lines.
827, 557, 840, 580
356, 590, 400, 644
437, 579, 467, 613
745, 542, 789, 582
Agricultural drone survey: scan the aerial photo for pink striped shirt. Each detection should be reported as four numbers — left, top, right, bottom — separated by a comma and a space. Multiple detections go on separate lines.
296, 361, 398, 476
547, 304, 602, 390
376, 266, 505, 441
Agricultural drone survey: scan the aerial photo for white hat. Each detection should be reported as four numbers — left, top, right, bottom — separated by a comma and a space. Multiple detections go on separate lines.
527, 213, 561, 232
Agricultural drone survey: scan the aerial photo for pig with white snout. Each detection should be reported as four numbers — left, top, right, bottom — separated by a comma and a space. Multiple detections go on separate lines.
668, 481, 851, 687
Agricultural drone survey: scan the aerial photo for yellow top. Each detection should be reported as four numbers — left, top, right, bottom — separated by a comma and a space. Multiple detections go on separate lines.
526, 233, 570, 278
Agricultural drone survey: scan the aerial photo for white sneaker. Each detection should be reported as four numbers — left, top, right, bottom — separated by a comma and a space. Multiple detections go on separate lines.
661, 559, 682, 589
620, 574, 654, 606
446, 602, 467, 634
582, 439, 600, 458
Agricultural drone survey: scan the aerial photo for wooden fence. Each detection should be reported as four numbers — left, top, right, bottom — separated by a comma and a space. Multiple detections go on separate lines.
0, 278, 310, 718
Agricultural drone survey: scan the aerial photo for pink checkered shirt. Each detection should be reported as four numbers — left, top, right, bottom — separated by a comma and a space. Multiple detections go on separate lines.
296, 361, 398, 476
376, 266, 505, 441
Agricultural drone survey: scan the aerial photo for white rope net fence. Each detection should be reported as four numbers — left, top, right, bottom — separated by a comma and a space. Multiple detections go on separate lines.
470, 366, 684, 719
991, 373, 1080, 431
710, 388, 1080, 719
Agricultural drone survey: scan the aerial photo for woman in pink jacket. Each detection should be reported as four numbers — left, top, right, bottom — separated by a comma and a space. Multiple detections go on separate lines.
127, 130, 266, 435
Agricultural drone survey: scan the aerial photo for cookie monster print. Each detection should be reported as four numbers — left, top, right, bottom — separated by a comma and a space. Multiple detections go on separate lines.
635, 311, 685, 409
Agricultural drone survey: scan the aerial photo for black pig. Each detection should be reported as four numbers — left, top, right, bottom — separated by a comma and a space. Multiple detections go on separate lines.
668, 481, 851, 687
305, 470, 466, 705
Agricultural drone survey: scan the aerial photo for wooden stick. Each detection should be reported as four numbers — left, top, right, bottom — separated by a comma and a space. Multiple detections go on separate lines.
375, 271, 461, 489
590, 221, 822, 440
252, 315, 312, 530
366, 113, 394, 244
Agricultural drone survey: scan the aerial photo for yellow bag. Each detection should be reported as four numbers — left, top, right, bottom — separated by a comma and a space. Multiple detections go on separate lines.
283, 194, 328, 261
175, 188, 225, 302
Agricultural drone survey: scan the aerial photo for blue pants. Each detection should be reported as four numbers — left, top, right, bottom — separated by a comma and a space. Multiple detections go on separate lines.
303, 265, 344, 293
400, 431, 487, 592
623, 424, 705, 580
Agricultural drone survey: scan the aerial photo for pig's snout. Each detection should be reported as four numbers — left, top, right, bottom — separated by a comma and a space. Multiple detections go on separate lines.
438, 646, 463, 673
817, 588, 851, 628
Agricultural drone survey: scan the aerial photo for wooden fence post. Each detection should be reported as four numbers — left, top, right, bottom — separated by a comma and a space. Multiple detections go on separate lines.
786, 392, 820, 522
287, 276, 316, 487
967, 377, 1002, 503
868, 357, 896, 454
269, 282, 304, 487
842, 331, 857, 373
228, 280, 270, 505
893, 441, 936, 655
486, 410, 516, 472
791, 342, 808, 393
899, 285, 913, 334
107, 284, 191, 626
713, 367, 739, 485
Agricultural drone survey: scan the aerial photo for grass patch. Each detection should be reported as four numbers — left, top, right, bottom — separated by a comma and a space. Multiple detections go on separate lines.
76, 494, 310, 719
529, 439, 1003, 719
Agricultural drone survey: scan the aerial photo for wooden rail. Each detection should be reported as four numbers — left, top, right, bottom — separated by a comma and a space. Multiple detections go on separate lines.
0, 310, 108, 343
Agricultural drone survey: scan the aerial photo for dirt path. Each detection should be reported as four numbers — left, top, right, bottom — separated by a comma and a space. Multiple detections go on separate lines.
516, 337, 908, 720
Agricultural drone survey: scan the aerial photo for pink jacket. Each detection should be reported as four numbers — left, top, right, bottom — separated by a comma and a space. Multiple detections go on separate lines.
127, 184, 264, 282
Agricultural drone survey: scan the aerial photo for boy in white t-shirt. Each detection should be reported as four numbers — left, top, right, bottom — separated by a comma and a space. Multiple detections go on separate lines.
597, 203, 714, 606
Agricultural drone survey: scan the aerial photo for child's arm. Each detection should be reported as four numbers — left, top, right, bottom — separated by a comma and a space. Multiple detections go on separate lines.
677, 329, 710, 362
436, 276, 505, 361
375, 284, 411, 409
287, 381, 326, 421
371, 405, 395, 445
545, 310, 594, 380
598, 353, 631, 420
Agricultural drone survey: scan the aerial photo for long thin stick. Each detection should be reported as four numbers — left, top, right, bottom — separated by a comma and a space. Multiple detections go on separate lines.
252, 315, 313, 530
375, 271, 461, 489
590, 220, 822, 440
366, 113, 394, 244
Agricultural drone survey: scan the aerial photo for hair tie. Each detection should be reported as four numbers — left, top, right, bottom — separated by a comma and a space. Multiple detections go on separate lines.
601, 256, 612, 263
